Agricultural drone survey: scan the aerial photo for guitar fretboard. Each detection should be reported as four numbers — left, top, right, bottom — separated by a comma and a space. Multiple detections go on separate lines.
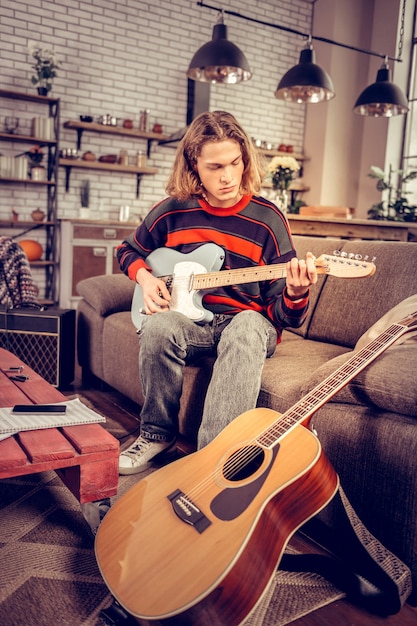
193, 264, 289, 290
191, 256, 374, 290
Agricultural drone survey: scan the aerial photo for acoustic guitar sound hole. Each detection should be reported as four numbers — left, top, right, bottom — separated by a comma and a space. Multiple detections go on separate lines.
223, 445, 265, 481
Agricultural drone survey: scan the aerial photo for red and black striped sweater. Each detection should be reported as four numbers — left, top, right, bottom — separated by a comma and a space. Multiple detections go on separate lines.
117, 194, 309, 339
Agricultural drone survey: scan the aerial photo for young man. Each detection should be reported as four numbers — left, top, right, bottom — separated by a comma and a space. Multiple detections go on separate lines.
117, 110, 317, 475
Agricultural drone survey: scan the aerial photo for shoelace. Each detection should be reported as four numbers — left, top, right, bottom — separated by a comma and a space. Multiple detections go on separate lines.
123, 438, 151, 458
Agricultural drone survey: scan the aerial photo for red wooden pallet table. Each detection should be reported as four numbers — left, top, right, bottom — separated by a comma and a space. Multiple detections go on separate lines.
0, 348, 119, 506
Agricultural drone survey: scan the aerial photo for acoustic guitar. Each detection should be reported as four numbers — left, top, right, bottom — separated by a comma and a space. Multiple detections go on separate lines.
96, 310, 416, 626
131, 243, 376, 328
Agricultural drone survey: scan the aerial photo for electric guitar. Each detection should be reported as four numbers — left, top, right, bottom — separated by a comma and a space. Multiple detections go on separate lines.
131, 243, 376, 329
95, 310, 417, 626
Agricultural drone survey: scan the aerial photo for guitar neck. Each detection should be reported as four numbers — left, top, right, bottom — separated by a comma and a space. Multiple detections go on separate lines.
191, 254, 374, 290
193, 262, 293, 290
257, 319, 414, 448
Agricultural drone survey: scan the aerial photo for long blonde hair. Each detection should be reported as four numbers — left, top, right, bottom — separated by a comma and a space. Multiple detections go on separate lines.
165, 110, 266, 200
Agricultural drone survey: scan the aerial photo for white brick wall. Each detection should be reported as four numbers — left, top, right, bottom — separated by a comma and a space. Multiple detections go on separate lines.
0, 0, 312, 297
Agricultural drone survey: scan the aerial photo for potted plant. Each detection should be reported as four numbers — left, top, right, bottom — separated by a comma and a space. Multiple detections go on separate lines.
79, 179, 90, 219
29, 42, 61, 95
368, 165, 417, 222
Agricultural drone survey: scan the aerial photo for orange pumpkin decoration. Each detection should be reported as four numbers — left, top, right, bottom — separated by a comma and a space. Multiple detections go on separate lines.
18, 239, 43, 261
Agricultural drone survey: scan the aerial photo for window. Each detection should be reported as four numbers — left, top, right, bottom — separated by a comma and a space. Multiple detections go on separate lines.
401, 0, 417, 200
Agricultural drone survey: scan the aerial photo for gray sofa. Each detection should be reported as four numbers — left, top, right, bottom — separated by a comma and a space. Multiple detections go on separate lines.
76, 235, 417, 603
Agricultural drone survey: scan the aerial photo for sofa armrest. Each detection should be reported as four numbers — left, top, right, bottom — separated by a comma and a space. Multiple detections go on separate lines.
76, 273, 135, 316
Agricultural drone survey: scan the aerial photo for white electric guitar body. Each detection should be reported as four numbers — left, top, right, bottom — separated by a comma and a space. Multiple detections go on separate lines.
131, 243, 376, 329
131, 243, 225, 328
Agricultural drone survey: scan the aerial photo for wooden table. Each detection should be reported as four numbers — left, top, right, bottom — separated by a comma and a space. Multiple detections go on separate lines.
287, 215, 412, 242
0, 348, 119, 505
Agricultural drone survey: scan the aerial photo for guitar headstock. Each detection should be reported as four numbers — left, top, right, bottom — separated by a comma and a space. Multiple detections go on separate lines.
398, 310, 417, 330
315, 253, 376, 278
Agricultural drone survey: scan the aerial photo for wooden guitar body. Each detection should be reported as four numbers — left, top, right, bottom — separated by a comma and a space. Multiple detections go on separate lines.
95, 408, 339, 625
96, 309, 417, 623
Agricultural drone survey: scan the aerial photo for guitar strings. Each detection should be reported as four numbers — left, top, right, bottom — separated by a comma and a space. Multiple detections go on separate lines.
181, 321, 411, 506
183, 415, 295, 504
169, 257, 374, 294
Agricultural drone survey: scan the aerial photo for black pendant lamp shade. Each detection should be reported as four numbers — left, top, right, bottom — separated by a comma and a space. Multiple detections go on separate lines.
275, 45, 335, 103
353, 60, 409, 117
187, 19, 252, 84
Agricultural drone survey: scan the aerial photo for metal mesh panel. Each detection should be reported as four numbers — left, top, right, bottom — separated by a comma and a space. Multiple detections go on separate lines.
0, 330, 59, 386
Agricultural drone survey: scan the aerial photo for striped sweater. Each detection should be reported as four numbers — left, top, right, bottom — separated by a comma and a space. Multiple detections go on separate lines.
117, 194, 309, 337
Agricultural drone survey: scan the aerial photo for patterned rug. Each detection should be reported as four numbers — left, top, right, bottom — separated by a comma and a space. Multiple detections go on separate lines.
0, 397, 345, 626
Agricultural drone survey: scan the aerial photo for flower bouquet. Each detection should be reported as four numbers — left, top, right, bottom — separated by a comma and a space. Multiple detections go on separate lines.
267, 155, 300, 190
267, 155, 300, 212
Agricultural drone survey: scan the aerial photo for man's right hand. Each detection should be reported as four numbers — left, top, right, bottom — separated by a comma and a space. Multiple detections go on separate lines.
136, 268, 171, 315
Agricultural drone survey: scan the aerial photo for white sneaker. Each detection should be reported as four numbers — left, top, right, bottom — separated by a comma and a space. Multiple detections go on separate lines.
118, 435, 176, 475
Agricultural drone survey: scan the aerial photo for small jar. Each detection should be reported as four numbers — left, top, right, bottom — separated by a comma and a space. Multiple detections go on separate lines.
139, 109, 150, 132
31, 166, 45, 181
118, 149, 129, 166
119, 205, 130, 222
136, 150, 147, 167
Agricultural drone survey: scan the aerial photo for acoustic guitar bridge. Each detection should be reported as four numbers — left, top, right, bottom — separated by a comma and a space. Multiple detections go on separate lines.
168, 489, 211, 534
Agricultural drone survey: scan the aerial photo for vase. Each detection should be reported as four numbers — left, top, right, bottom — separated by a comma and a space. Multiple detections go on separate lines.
31, 208, 46, 222
37, 87, 48, 96
274, 188, 289, 213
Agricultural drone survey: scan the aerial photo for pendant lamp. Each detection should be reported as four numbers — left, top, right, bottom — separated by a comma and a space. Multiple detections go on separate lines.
187, 12, 252, 84
353, 58, 409, 117
275, 41, 335, 104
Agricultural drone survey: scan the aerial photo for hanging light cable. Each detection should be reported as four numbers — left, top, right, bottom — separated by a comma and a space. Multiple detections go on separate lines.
191, 2, 407, 114
187, 10, 252, 84
353, 0, 408, 117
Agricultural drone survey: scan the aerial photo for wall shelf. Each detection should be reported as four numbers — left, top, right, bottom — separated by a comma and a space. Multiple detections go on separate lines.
0, 177, 56, 186
61, 120, 165, 196
257, 148, 307, 161
0, 132, 57, 146
0, 88, 59, 105
29, 260, 57, 267
59, 157, 158, 195
0, 220, 54, 229
63, 120, 168, 156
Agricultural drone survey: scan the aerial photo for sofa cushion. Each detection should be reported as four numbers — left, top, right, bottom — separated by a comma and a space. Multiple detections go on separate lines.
258, 331, 350, 413
302, 345, 417, 417
288, 236, 347, 339
307, 240, 417, 348
77, 273, 135, 317
102, 311, 143, 406
354, 294, 417, 350
302, 295, 417, 417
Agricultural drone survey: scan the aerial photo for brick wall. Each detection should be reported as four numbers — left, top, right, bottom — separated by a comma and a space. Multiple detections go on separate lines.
0, 0, 311, 219
0, 0, 311, 297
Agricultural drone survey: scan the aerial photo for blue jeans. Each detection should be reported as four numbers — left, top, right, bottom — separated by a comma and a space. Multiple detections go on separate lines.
138, 309, 277, 449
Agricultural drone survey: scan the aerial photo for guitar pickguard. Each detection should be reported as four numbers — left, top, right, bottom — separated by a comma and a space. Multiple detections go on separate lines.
131, 243, 225, 329
210, 444, 280, 521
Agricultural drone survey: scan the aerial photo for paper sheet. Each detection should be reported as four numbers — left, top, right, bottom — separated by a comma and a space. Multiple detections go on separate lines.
0, 398, 106, 438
